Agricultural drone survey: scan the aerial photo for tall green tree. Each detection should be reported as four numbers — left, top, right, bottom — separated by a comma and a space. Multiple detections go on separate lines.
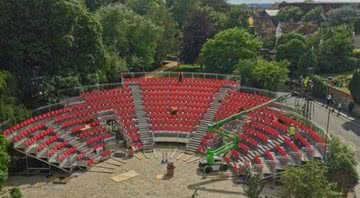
0, 71, 30, 122
225, 4, 251, 29
280, 161, 341, 198
297, 48, 318, 75
0, 0, 106, 105
97, 4, 163, 71
201, 28, 261, 73
127, 0, 180, 64
84, 0, 125, 11
326, 137, 359, 194
276, 33, 308, 75
236, 58, 289, 90
277, 6, 304, 22
301, 6, 326, 25
169, 0, 199, 27
349, 69, 360, 104
181, 9, 214, 64
0, 135, 10, 190
327, 7, 360, 27
318, 25, 354, 72
199, 0, 228, 12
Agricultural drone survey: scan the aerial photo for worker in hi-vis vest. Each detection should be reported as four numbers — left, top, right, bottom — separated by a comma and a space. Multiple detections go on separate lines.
288, 124, 296, 140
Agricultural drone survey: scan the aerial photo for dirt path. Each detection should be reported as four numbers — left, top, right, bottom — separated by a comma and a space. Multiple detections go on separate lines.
145, 61, 178, 78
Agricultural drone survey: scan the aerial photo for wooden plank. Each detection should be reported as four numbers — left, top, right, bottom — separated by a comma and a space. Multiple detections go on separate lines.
134, 153, 142, 160
183, 155, 193, 162
186, 157, 201, 163
169, 149, 177, 159
89, 170, 113, 174
111, 170, 139, 183
176, 153, 184, 160
142, 152, 150, 159
153, 149, 158, 159
104, 162, 122, 167
95, 165, 115, 170
110, 158, 127, 164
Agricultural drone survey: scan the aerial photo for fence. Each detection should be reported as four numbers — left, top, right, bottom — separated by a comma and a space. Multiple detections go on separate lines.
121, 71, 241, 81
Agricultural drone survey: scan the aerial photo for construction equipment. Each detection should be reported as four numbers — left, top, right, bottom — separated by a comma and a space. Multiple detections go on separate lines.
199, 94, 290, 173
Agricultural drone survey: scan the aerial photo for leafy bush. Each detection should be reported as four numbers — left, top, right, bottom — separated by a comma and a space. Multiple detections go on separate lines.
10, 187, 22, 198
311, 75, 327, 99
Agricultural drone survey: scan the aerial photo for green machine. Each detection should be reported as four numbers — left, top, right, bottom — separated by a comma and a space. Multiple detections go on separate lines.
199, 94, 289, 173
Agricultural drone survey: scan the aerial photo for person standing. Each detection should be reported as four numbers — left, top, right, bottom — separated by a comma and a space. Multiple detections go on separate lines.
326, 94, 333, 108
178, 72, 183, 83
336, 101, 342, 116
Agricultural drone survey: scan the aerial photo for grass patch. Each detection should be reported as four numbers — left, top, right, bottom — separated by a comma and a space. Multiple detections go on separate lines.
165, 64, 203, 72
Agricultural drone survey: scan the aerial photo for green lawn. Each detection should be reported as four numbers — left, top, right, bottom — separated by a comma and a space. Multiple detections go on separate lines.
165, 64, 203, 72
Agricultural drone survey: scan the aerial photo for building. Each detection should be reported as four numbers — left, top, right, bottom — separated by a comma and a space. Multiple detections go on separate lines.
276, 22, 319, 41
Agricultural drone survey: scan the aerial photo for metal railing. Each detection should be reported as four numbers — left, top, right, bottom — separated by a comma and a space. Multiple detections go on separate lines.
121, 71, 241, 81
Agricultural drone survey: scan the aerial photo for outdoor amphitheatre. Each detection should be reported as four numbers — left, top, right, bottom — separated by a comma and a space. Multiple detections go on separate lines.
0, 72, 339, 197
1, 0, 360, 197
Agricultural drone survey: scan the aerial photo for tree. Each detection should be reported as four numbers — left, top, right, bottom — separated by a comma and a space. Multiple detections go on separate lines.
276, 34, 308, 75
277, 33, 307, 47
202, 6, 229, 33
237, 59, 289, 90
297, 48, 318, 75
0, 71, 30, 122
0, 0, 106, 105
318, 25, 354, 72
96, 4, 163, 71
327, 7, 360, 27
181, 9, 214, 64
349, 69, 360, 104
277, 6, 304, 22
225, 4, 251, 29
84, 0, 125, 11
280, 161, 341, 198
302, 6, 326, 25
244, 174, 265, 198
201, 28, 261, 73
0, 135, 10, 190
326, 137, 359, 194
199, 0, 229, 12
169, 0, 199, 27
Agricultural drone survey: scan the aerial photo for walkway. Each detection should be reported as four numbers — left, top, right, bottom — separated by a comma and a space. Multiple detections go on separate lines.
287, 97, 360, 196
145, 61, 178, 78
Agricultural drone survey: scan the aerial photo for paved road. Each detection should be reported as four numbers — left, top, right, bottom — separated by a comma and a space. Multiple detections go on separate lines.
286, 97, 360, 196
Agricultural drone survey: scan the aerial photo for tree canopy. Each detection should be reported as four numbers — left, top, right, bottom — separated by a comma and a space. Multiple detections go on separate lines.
201, 28, 261, 73
181, 9, 214, 64
280, 160, 341, 198
0, 0, 106, 105
318, 25, 354, 72
277, 6, 304, 22
326, 137, 359, 194
96, 4, 163, 71
236, 58, 289, 90
276, 33, 308, 75
302, 6, 326, 25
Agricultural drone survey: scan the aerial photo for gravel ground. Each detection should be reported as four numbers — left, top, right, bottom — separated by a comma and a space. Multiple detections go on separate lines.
5, 146, 250, 198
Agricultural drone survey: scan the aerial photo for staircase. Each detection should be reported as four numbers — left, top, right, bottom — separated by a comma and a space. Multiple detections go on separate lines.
128, 83, 154, 152
185, 85, 232, 153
